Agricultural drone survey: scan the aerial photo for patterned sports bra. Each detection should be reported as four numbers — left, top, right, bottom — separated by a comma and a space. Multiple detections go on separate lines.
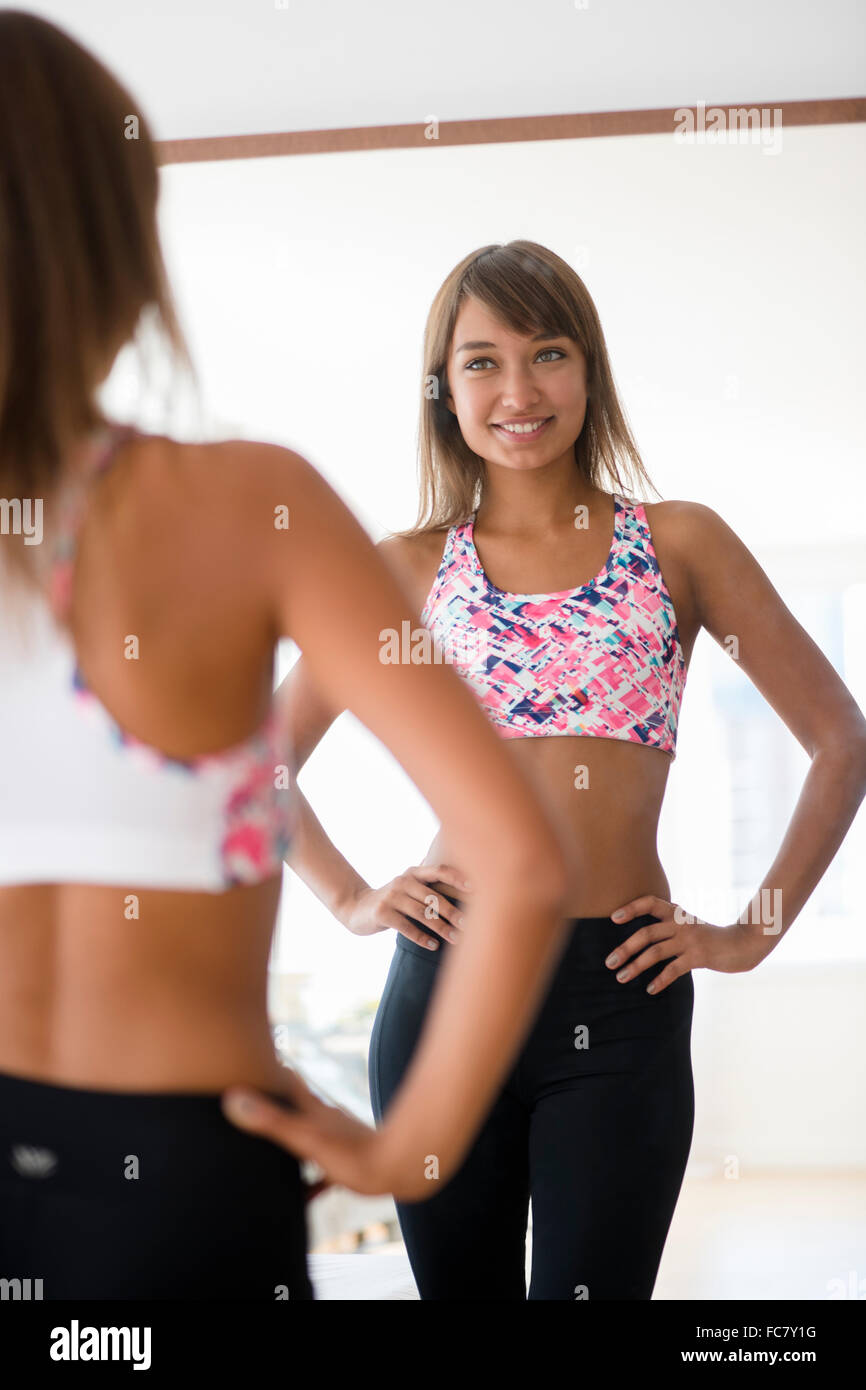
0, 421, 298, 892
420, 494, 688, 757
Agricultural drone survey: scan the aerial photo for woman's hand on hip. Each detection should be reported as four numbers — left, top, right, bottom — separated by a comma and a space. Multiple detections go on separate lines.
341, 863, 470, 949
222, 1067, 424, 1201
604, 894, 767, 994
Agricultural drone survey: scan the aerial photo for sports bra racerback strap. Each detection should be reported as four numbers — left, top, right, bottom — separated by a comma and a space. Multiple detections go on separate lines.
45, 422, 141, 621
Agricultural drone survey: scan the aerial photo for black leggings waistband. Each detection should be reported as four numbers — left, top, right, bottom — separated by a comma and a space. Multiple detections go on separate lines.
0, 1067, 300, 1196
397, 907, 660, 967
0, 1066, 313, 1299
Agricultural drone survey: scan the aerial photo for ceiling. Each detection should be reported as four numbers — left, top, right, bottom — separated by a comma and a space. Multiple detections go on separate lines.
21, 0, 866, 143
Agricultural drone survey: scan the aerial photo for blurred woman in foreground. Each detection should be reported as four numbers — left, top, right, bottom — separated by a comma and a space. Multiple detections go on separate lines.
0, 12, 568, 1299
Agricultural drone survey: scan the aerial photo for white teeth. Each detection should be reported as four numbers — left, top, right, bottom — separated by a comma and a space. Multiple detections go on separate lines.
497, 419, 548, 434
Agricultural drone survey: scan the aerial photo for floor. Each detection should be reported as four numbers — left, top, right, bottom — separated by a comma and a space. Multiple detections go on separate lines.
307, 1172, 866, 1300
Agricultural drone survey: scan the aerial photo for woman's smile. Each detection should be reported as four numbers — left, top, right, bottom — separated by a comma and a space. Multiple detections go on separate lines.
491, 414, 554, 441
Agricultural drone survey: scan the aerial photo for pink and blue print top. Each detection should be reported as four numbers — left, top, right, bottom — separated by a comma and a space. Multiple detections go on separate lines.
420, 495, 687, 756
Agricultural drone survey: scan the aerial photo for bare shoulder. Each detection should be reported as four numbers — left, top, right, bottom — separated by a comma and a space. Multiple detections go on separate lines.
644, 498, 782, 642
128, 431, 266, 502
641, 497, 733, 582
641, 497, 716, 552
376, 527, 449, 580
152, 435, 450, 613
645, 497, 759, 577
123, 435, 319, 602
167, 435, 309, 498
640, 498, 719, 652
153, 436, 337, 539
376, 527, 451, 612
160, 436, 449, 560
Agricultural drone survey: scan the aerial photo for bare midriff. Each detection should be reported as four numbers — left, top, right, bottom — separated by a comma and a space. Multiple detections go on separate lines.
0, 877, 291, 1093
422, 732, 675, 918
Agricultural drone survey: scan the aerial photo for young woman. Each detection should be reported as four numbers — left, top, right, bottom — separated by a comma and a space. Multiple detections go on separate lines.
230, 239, 866, 1300
0, 15, 573, 1300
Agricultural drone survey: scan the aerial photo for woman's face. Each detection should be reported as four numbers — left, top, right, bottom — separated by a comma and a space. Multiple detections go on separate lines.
444, 295, 588, 474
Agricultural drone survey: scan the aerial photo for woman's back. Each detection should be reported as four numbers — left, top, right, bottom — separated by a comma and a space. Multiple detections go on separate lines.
0, 426, 294, 1092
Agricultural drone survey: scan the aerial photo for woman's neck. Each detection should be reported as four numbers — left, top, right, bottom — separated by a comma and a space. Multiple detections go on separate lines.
476, 476, 606, 536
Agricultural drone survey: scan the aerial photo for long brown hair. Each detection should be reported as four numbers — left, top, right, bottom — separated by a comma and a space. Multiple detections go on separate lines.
0, 10, 196, 593
395, 239, 660, 538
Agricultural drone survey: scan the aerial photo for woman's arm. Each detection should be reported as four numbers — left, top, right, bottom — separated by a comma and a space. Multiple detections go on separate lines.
687, 501, 866, 959
243, 445, 571, 1198
601, 500, 866, 995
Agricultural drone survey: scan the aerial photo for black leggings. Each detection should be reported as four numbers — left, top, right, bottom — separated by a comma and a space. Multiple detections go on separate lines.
369, 903, 695, 1301
0, 1068, 312, 1300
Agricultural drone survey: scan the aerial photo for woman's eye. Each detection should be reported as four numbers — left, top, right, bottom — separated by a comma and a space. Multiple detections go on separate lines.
464, 349, 565, 370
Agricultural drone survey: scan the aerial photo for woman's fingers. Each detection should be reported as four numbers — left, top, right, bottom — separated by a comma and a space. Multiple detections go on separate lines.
391, 868, 467, 939
267, 1065, 321, 1109
610, 935, 680, 983
610, 893, 668, 924
380, 903, 445, 950
221, 1086, 354, 1177
604, 915, 675, 969
409, 865, 470, 923
222, 1086, 319, 1148
395, 890, 463, 943
411, 863, 472, 895
221, 1088, 388, 1196
226, 1064, 322, 1122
